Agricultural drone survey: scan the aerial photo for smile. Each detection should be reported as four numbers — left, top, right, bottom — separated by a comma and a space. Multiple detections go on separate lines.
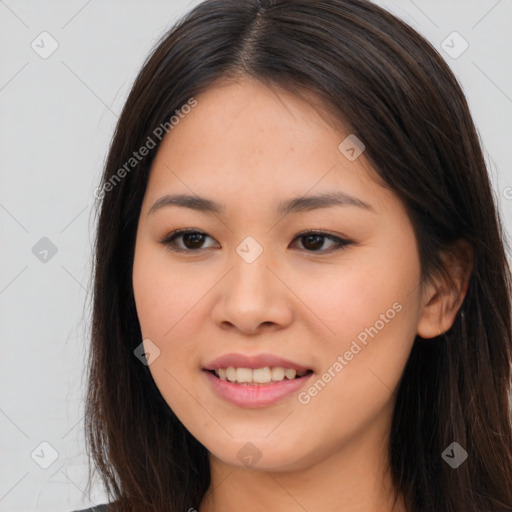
203, 368, 314, 408
210, 366, 312, 384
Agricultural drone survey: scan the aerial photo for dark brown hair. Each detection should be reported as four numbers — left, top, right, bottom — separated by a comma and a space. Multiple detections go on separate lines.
84, 1, 512, 510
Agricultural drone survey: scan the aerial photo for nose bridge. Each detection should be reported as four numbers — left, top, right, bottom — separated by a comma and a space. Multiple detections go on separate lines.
212, 235, 293, 332
229, 235, 276, 296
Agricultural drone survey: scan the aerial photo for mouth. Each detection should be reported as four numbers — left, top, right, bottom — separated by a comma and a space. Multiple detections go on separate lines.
203, 365, 315, 408
205, 367, 314, 385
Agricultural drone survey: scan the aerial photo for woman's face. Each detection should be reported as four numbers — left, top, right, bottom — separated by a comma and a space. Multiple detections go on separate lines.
132, 77, 427, 472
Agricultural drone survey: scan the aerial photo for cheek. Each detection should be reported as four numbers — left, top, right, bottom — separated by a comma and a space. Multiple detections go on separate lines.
132, 242, 210, 387
132, 241, 199, 340
293, 257, 418, 346
132, 246, 203, 416
292, 243, 421, 399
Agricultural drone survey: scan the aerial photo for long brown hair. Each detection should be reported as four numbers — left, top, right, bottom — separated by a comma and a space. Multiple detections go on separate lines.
84, 1, 512, 510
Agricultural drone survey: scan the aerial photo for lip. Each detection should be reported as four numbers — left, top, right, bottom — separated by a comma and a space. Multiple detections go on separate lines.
203, 369, 314, 408
203, 352, 311, 372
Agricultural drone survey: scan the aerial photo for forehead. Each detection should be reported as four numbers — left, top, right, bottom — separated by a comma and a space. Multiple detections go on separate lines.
143, 77, 395, 217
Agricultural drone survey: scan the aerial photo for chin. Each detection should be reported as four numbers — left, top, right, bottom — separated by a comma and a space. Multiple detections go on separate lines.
204, 436, 317, 473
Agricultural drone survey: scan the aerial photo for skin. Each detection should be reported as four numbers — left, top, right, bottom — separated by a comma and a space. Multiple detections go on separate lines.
132, 76, 471, 512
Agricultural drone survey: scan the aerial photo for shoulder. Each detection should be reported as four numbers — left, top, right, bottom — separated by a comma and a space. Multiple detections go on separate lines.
71, 505, 111, 512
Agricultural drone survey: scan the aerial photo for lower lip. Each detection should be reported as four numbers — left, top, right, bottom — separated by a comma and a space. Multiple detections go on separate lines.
203, 370, 314, 408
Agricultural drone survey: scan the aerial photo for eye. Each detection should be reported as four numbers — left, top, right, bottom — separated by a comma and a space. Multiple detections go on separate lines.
159, 229, 353, 254
159, 230, 219, 252
291, 230, 352, 253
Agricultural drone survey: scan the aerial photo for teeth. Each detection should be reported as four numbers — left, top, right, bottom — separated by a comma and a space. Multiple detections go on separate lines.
285, 369, 296, 380
253, 367, 272, 383
226, 367, 237, 382
271, 366, 285, 381
214, 366, 309, 384
236, 367, 252, 383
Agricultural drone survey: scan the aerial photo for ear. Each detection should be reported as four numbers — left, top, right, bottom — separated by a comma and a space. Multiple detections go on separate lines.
417, 239, 473, 339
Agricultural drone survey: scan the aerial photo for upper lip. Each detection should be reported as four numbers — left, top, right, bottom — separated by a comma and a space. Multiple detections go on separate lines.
203, 353, 311, 372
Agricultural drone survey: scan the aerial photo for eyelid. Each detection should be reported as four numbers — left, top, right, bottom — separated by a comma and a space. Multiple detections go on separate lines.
159, 228, 354, 254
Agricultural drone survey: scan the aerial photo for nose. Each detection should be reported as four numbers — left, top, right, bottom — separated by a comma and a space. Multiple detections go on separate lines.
211, 248, 294, 335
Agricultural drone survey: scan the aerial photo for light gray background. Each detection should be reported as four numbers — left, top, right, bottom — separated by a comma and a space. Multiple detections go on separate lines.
1, 1, 511, 511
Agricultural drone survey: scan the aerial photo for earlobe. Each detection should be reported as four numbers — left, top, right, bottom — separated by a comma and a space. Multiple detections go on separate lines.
416, 239, 473, 339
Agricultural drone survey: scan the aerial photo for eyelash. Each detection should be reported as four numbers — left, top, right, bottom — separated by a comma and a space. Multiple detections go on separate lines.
158, 229, 353, 254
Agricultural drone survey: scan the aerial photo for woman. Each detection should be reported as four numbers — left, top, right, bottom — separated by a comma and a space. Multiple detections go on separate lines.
76, 0, 512, 511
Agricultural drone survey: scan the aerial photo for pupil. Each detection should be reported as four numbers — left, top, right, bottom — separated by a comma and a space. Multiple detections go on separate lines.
184, 233, 204, 249
303, 235, 323, 250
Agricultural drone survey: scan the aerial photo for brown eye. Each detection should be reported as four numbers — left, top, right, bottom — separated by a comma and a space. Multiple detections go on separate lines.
292, 232, 352, 253
180, 232, 207, 249
299, 234, 326, 251
159, 230, 218, 252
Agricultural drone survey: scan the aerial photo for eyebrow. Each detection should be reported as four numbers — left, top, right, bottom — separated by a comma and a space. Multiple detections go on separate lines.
148, 191, 375, 216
